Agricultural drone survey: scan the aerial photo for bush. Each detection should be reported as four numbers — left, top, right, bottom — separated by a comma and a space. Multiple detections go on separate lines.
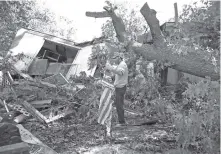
173, 78, 220, 154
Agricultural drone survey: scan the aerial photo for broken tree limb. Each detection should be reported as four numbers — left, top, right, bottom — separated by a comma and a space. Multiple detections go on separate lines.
86, 2, 220, 80
103, 6, 127, 42
174, 3, 178, 25
86, 7, 126, 42
86, 11, 110, 18
75, 36, 106, 47
131, 42, 220, 80
140, 3, 163, 42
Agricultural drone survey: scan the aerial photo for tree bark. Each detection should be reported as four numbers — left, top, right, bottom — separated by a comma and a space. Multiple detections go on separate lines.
86, 11, 110, 18
85, 3, 220, 80
75, 36, 106, 47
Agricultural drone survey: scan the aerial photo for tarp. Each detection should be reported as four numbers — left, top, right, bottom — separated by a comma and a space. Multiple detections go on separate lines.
9, 29, 45, 71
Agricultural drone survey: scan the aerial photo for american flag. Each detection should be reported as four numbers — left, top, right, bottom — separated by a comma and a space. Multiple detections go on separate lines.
97, 79, 114, 136
97, 87, 113, 125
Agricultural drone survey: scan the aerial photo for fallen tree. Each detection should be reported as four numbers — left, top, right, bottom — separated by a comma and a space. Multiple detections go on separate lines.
86, 2, 220, 80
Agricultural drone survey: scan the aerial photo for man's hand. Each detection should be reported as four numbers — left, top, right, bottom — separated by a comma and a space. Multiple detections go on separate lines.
105, 62, 113, 71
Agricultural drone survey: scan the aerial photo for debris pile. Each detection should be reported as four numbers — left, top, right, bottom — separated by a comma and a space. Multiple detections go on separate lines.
0, 64, 94, 154
0, 69, 88, 124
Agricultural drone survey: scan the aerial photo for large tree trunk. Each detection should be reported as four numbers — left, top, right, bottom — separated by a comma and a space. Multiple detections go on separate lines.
85, 3, 220, 80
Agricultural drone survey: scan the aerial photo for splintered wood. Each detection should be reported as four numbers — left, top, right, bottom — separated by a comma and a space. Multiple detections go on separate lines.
20, 101, 47, 124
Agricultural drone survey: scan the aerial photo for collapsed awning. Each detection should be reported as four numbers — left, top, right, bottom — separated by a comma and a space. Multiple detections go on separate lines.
9, 29, 45, 71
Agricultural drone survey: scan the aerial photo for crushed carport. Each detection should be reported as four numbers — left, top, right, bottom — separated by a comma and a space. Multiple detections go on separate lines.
7, 28, 97, 82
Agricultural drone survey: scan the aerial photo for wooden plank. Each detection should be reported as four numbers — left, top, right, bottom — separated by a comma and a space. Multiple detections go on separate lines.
20, 101, 47, 124
29, 99, 52, 109
0, 142, 29, 154
6, 71, 14, 84
3, 100, 9, 112
11, 65, 34, 81
39, 81, 57, 88
45, 107, 73, 123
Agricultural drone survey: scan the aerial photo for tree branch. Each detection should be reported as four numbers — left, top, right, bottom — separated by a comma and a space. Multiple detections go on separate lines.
85, 2, 220, 80
132, 42, 220, 80
103, 6, 126, 42
85, 7, 127, 43
85, 11, 110, 18
140, 3, 164, 42
75, 36, 106, 47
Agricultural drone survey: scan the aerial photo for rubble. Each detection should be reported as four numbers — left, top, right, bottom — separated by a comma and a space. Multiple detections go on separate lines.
17, 124, 58, 154
29, 99, 52, 109
14, 114, 27, 124
43, 73, 69, 85
0, 142, 29, 154
28, 59, 48, 76
20, 101, 47, 124
46, 106, 73, 123
0, 122, 22, 146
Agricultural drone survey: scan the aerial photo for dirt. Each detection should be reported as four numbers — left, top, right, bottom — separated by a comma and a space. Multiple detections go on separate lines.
21, 112, 179, 154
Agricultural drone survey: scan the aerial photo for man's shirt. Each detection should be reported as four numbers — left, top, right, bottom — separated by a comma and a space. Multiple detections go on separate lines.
113, 61, 128, 88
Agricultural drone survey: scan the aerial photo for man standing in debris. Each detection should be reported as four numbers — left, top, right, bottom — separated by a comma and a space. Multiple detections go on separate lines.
105, 52, 128, 126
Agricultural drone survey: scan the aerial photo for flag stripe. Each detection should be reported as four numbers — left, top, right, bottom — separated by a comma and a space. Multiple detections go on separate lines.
99, 89, 111, 117
99, 94, 112, 124
98, 88, 111, 123
98, 88, 108, 108
100, 100, 113, 124
98, 87, 113, 124
98, 88, 111, 115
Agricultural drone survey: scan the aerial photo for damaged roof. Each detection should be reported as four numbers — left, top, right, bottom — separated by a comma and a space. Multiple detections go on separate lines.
10, 28, 82, 51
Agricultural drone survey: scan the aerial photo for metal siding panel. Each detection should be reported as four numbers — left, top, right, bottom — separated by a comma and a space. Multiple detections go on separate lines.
66, 46, 96, 79
9, 33, 45, 71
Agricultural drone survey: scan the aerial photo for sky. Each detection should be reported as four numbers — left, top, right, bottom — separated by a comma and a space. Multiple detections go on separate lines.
41, 0, 196, 43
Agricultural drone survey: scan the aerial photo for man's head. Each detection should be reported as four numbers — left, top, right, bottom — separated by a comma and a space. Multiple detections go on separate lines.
110, 52, 124, 65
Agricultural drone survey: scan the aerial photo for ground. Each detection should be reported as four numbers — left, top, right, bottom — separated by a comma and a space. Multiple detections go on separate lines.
22, 110, 182, 154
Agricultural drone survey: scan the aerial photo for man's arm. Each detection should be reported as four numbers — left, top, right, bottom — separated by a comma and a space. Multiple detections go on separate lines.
105, 63, 125, 76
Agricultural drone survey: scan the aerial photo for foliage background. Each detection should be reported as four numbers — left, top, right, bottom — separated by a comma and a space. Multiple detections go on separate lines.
0, 0, 76, 54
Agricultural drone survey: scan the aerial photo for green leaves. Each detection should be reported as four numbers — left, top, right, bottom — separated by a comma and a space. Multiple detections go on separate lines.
172, 77, 220, 153
0, 0, 76, 52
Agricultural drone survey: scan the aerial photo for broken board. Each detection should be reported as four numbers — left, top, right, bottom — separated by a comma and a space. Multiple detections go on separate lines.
20, 101, 47, 124
45, 107, 73, 123
0, 142, 30, 154
29, 99, 52, 109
